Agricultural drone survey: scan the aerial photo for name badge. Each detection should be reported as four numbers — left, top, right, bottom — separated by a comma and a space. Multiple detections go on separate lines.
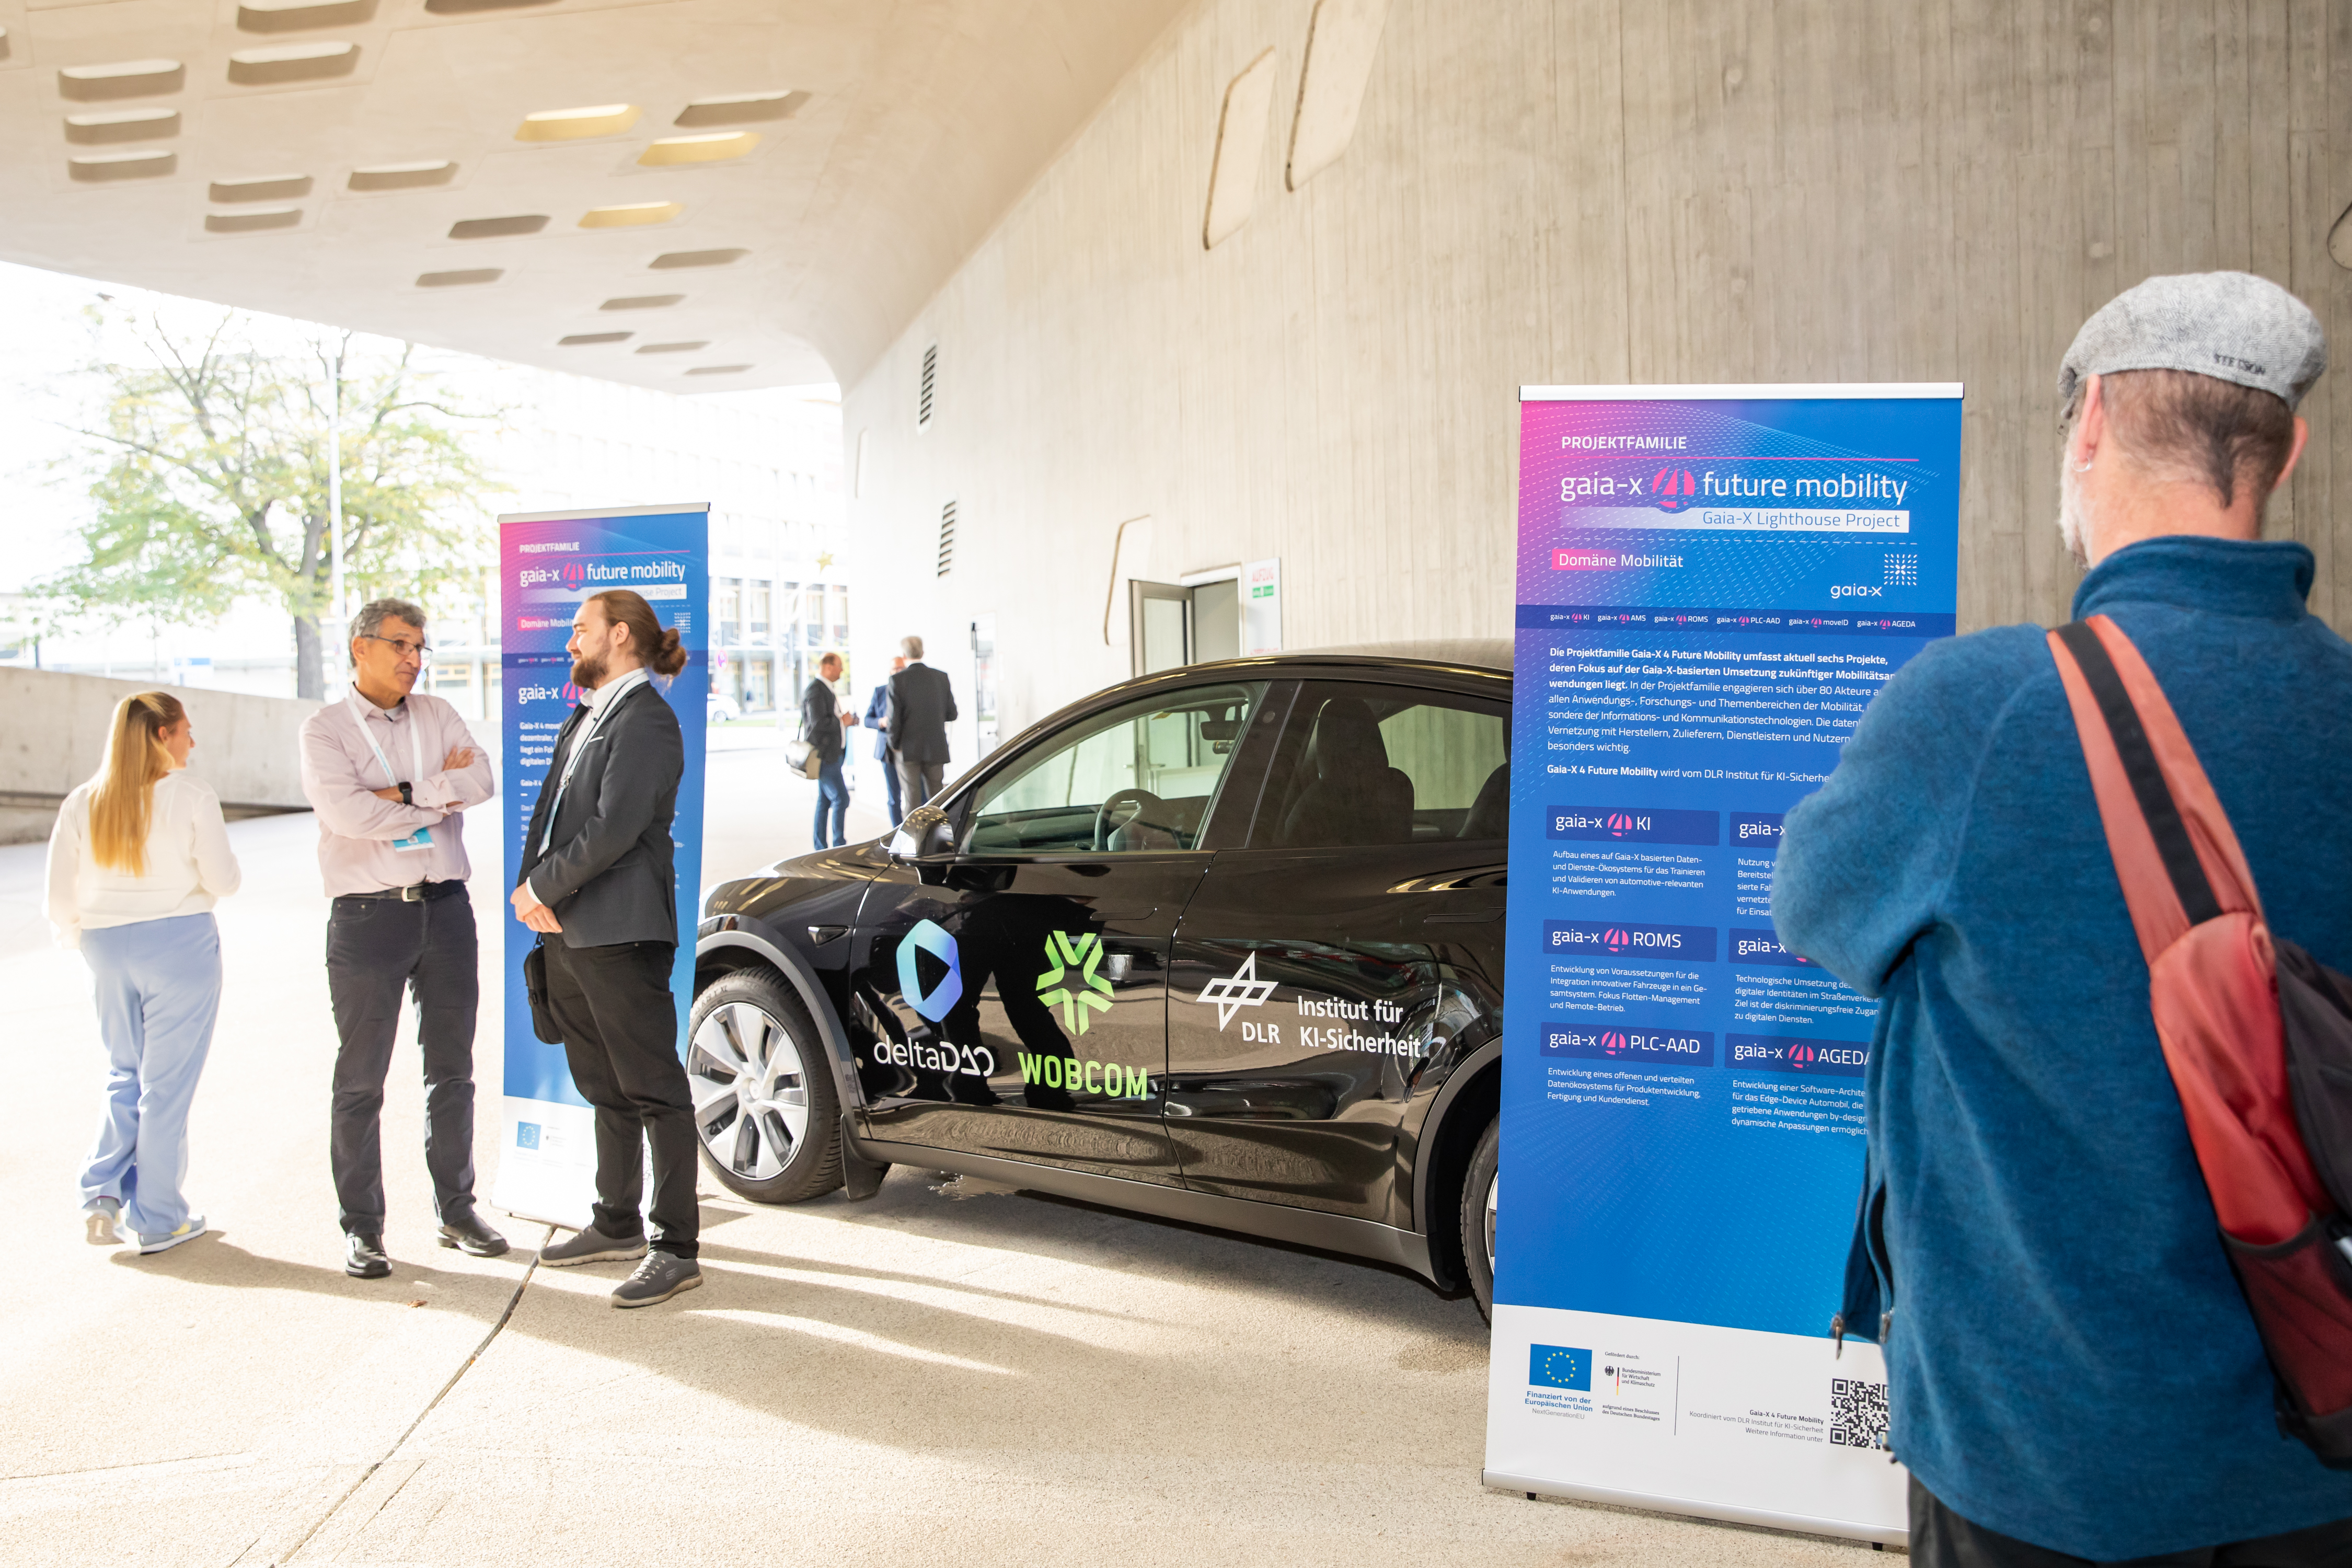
392, 825, 434, 854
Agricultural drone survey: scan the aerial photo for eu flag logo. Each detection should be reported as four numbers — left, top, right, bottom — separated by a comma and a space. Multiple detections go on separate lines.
1530, 1344, 1590, 1390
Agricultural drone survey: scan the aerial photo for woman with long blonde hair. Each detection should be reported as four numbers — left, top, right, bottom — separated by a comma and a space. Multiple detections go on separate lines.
44, 690, 240, 1254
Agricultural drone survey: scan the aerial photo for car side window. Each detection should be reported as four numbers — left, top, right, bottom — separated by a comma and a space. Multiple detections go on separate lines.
1250, 682, 1510, 848
963, 681, 1267, 855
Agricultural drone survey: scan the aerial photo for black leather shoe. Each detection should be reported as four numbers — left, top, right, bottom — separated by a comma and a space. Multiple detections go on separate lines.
437, 1208, 511, 1258
345, 1233, 391, 1279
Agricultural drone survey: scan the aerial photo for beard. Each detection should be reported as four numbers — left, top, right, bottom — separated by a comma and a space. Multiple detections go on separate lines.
2057, 455, 2093, 570
570, 648, 607, 689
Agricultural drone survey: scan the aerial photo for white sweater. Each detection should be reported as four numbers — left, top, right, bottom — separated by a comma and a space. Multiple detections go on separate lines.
45, 771, 243, 948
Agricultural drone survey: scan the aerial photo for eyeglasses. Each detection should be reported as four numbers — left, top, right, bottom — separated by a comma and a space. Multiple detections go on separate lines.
361, 634, 432, 660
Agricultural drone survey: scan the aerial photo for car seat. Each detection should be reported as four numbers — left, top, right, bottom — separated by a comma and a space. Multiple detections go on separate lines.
1458, 763, 1509, 839
1276, 697, 1415, 846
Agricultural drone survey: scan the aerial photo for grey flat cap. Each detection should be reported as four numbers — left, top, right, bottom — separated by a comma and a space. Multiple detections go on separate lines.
2058, 271, 2326, 410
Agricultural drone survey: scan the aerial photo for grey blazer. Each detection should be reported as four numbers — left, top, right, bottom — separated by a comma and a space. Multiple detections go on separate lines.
885, 661, 958, 765
516, 681, 684, 949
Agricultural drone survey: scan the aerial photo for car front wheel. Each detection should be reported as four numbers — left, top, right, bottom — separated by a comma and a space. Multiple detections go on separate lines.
1461, 1114, 1499, 1321
687, 969, 844, 1203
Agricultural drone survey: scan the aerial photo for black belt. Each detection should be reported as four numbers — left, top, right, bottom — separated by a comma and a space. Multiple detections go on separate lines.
340, 880, 466, 904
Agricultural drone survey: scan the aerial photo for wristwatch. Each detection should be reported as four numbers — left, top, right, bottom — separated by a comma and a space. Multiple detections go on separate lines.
398, 781, 413, 805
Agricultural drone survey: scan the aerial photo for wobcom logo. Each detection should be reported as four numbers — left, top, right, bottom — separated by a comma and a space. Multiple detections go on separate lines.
1650, 468, 1698, 511
896, 919, 964, 1022
1037, 930, 1114, 1036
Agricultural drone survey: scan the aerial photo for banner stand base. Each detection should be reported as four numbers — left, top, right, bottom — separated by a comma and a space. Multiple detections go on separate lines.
1483, 1471, 1909, 1549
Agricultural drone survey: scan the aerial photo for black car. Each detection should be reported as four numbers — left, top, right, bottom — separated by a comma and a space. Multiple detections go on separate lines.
689, 640, 1512, 1316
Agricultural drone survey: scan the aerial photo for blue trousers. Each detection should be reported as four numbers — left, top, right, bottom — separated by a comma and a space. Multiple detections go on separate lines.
814, 756, 849, 848
80, 913, 222, 1237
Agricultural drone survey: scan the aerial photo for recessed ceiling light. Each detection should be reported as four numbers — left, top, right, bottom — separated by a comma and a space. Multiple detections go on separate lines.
417, 268, 502, 287
580, 202, 682, 229
210, 173, 311, 202
559, 332, 632, 345
516, 103, 639, 143
599, 294, 683, 310
226, 41, 360, 86
347, 159, 456, 191
236, 0, 377, 32
674, 90, 806, 128
448, 214, 548, 239
58, 60, 185, 101
67, 149, 177, 182
205, 206, 303, 234
635, 341, 709, 354
64, 108, 180, 146
649, 248, 746, 270
637, 132, 758, 167
684, 365, 751, 376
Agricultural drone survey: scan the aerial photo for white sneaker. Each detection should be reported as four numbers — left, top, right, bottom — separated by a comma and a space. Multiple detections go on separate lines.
118, 1214, 207, 1255
83, 1198, 121, 1247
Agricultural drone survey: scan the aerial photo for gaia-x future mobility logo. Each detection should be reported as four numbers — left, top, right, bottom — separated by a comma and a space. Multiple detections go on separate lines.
1038, 930, 1114, 1035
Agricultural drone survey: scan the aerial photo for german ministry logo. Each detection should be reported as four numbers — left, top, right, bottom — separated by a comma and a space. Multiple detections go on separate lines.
1037, 930, 1115, 1036
896, 919, 964, 1022
1195, 952, 1277, 1029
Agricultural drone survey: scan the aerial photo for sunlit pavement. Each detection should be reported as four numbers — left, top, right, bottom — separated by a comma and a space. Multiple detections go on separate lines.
0, 735, 1880, 1565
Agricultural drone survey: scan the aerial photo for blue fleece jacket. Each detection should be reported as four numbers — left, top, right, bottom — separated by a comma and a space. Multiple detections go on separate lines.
1773, 537, 2352, 1558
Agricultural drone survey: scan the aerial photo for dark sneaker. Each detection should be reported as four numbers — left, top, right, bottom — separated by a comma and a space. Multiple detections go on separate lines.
345, 1232, 391, 1278
437, 1209, 511, 1257
84, 1198, 121, 1247
611, 1250, 701, 1309
538, 1225, 648, 1267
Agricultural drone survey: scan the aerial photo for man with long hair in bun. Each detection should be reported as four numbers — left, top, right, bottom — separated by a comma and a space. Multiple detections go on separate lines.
46, 690, 241, 1254
513, 588, 704, 1307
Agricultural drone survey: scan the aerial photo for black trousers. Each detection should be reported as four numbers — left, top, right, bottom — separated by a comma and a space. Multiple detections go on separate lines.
1912, 1479, 2352, 1567
326, 890, 479, 1235
541, 937, 699, 1258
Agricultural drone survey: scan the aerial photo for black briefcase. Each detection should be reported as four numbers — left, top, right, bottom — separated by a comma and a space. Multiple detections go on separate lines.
522, 941, 562, 1044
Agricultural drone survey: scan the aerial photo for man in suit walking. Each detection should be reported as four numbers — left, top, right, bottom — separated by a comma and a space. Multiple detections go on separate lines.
885, 636, 957, 812
511, 589, 701, 1308
862, 654, 906, 826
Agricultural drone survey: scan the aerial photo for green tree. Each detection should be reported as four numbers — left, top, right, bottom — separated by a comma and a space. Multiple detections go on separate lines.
44, 309, 500, 698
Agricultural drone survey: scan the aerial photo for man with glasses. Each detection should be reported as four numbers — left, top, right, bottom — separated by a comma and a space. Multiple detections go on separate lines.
298, 597, 507, 1278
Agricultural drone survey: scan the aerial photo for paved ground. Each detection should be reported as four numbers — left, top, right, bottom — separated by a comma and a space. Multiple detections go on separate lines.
0, 733, 1888, 1566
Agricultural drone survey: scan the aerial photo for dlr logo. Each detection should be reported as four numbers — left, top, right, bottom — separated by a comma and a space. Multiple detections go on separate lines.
1241, 1020, 1284, 1044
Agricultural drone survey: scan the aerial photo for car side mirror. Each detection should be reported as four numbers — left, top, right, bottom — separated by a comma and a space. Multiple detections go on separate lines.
888, 804, 955, 862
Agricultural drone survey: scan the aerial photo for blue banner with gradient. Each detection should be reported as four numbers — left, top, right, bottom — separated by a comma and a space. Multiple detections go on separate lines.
492, 504, 707, 1224
1496, 389, 1962, 1335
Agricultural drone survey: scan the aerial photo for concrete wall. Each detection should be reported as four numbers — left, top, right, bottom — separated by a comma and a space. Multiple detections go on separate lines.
0, 669, 320, 845
844, 0, 2352, 757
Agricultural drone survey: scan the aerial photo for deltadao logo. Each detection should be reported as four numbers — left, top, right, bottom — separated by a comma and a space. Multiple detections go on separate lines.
1650, 468, 1698, 511
1037, 931, 1114, 1036
896, 919, 964, 1022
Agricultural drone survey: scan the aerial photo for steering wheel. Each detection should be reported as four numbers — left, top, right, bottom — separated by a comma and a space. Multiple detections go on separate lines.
1092, 787, 1170, 851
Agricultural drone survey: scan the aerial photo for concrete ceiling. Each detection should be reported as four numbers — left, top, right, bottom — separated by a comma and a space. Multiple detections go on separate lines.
0, 0, 1190, 390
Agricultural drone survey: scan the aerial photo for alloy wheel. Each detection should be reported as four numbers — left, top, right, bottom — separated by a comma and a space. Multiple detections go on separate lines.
688, 1000, 812, 1182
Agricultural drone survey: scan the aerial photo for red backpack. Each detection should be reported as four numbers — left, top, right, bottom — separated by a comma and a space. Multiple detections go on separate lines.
2050, 615, 2352, 1467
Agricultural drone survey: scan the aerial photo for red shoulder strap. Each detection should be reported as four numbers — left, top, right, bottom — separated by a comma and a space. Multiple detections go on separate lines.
2046, 616, 2263, 960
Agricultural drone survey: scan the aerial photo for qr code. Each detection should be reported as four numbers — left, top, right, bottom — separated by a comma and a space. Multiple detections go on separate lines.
1884, 555, 1919, 587
1830, 1377, 1889, 1449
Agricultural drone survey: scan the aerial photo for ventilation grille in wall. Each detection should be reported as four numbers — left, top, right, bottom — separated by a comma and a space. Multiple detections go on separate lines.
918, 342, 937, 428
937, 501, 956, 576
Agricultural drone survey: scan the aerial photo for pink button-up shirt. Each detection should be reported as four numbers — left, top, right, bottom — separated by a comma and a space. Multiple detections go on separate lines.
298, 690, 497, 897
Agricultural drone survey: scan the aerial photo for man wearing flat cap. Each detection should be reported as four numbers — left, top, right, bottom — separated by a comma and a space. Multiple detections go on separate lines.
1777, 272, 2352, 1565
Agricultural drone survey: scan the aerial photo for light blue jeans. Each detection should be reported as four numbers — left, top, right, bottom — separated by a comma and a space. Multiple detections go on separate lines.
80, 912, 222, 1237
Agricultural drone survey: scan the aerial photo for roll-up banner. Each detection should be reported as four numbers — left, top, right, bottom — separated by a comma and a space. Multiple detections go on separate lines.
492, 504, 710, 1229
1485, 386, 1963, 1545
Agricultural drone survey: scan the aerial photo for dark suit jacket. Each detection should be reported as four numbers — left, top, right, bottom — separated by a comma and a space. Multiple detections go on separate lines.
863, 682, 893, 761
886, 661, 958, 765
800, 677, 845, 764
516, 679, 684, 949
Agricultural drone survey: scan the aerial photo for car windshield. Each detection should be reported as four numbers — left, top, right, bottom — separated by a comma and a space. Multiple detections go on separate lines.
964, 681, 1266, 854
